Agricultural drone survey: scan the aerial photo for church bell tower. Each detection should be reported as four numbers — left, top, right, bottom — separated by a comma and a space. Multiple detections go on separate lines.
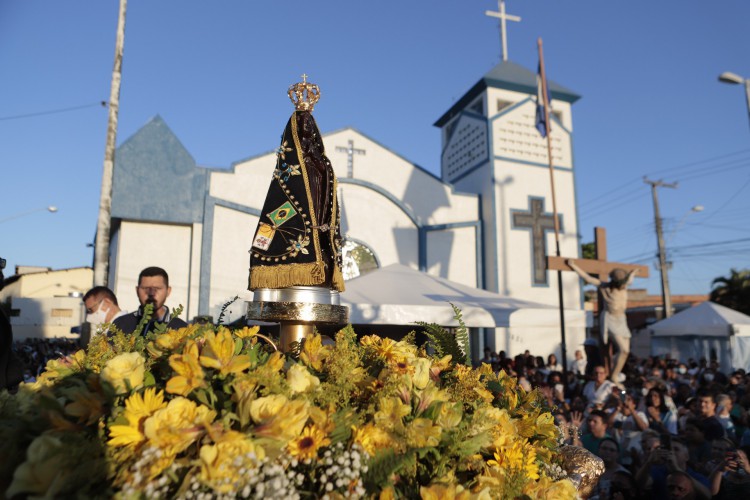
434, 1, 582, 308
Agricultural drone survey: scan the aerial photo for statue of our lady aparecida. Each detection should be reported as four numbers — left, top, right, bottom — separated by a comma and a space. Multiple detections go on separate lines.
247, 76, 348, 351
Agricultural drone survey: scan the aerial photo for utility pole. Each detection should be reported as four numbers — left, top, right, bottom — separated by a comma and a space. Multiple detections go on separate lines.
94, 0, 127, 286
644, 178, 677, 318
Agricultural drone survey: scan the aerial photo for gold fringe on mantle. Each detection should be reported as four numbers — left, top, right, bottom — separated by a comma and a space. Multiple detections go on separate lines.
249, 262, 326, 290
332, 266, 345, 292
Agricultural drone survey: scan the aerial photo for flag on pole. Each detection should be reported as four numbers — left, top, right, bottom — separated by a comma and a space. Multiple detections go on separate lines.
535, 61, 551, 138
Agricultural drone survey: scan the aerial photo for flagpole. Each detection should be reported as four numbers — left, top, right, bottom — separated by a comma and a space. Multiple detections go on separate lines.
538, 37, 568, 374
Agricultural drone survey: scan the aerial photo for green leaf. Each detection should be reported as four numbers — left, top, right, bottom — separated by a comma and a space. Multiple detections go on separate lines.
415, 303, 469, 365
143, 371, 156, 388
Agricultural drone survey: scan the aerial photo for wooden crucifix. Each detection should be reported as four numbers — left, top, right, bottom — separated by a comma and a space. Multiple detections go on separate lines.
547, 227, 649, 280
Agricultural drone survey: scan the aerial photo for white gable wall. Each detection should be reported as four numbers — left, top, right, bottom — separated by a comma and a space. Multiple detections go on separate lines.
112, 221, 196, 320
208, 206, 257, 323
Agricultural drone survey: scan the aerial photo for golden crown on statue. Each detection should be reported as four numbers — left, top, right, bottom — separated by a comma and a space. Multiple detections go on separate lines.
287, 74, 321, 111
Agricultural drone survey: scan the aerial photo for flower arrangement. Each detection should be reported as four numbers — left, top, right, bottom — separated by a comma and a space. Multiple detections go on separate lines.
0, 316, 576, 499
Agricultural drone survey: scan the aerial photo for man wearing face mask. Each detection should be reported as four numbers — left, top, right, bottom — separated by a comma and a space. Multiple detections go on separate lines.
113, 266, 187, 336
82, 286, 127, 339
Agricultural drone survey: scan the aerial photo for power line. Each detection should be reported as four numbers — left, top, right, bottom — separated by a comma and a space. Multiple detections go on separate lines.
0, 101, 107, 121
697, 175, 750, 223
578, 191, 649, 219
577, 149, 750, 209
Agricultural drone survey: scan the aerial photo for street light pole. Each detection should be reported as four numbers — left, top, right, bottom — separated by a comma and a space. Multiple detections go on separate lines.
645, 178, 677, 319
719, 71, 750, 132
0, 206, 57, 225
94, 0, 127, 287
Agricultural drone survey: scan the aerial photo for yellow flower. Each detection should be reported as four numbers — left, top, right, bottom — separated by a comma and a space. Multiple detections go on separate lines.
100, 352, 146, 394
429, 355, 453, 381
249, 394, 309, 442
6, 434, 68, 499
199, 431, 265, 493
108, 388, 167, 448
353, 423, 395, 455
108, 422, 144, 449
535, 412, 560, 441
287, 363, 320, 394
374, 396, 411, 430
64, 386, 105, 425
263, 351, 285, 372
234, 325, 260, 339
299, 333, 331, 372
488, 440, 539, 481
515, 413, 539, 439
36, 350, 87, 385
484, 408, 516, 448
200, 327, 251, 376
415, 384, 449, 415
473, 385, 495, 404
232, 376, 259, 427
287, 425, 330, 460
126, 387, 168, 422
419, 483, 471, 500
148, 324, 198, 356
435, 401, 464, 429
166, 340, 206, 396
379, 486, 396, 500
412, 358, 431, 390
523, 475, 577, 500
363, 336, 417, 365
143, 397, 216, 456
408, 418, 442, 447
309, 405, 337, 434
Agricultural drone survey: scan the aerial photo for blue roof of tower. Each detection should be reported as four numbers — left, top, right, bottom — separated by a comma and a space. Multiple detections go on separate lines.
434, 60, 581, 127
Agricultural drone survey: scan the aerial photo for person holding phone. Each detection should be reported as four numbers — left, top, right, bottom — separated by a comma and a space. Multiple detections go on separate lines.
635, 436, 711, 498
708, 446, 750, 498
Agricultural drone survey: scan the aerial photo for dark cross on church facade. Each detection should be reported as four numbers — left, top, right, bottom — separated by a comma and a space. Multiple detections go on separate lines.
335, 140, 366, 178
485, 0, 521, 62
546, 227, 650, 280
512, 197, 559, 285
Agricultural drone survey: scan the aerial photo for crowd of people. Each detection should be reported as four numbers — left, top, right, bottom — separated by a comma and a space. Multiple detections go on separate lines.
12, 337, 80, 382
479, 345, 750, 499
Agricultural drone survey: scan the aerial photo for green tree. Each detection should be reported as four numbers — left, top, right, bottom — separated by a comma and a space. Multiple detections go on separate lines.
581, 242, 596, 260
710, 268, 750, 315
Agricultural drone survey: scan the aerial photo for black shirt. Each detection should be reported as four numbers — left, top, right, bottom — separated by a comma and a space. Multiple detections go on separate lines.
112, 306, 188, 336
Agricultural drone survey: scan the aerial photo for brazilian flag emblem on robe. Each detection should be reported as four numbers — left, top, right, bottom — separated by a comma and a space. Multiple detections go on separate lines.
267, 201, 297, 227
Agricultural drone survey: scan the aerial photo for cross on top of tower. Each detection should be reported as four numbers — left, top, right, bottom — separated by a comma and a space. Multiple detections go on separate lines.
485, 0, 521, 62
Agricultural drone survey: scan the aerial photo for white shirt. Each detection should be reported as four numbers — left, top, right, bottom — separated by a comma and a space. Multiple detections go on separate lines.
583, 379, 615, 406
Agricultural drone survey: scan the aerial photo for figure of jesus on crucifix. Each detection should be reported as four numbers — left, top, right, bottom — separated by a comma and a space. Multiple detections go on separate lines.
566, 260, 638, 385
548, 227, 648, 386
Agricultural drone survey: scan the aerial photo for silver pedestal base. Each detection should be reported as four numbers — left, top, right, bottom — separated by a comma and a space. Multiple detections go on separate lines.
246, 286, 349, 352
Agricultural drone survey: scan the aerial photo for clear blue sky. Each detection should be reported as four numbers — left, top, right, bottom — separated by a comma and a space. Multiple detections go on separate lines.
1, 1, 749, 297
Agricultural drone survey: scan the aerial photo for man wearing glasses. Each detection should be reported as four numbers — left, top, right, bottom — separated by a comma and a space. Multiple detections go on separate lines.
82, 286, 128, 340
113, 266, 187, 335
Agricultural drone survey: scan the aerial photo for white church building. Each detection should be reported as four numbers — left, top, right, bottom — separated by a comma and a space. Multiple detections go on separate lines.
106, 60, 586, 358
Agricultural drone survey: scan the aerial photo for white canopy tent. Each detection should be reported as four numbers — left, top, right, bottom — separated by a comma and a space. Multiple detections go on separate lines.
650, 301, 750, 371
340, 264, 586, 361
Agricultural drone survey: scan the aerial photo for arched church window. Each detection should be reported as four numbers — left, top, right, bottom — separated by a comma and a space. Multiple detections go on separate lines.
341, 239, 379, 281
